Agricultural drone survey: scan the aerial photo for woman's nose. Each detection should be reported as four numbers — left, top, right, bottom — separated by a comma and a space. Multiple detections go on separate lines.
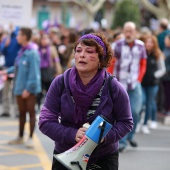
80, 51, 85, 58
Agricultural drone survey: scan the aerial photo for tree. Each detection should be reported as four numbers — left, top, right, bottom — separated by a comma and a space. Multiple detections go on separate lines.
72, 0, 106, 24
140, 0, 170, 21
112, 0, 141, 29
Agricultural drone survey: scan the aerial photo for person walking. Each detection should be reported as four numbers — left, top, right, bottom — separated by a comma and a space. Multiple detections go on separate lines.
0, 25, 21, 117
141, 35, 166, 134
112, 22, 147, 151
1, 27, 41, 148
39, 32, 133, 170
37, 33, 62, 109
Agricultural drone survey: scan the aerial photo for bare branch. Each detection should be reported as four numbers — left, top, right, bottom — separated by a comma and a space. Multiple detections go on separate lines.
140, 0, 161, 16
158, 0, 168, 10
166, 0, 170, 11
88, 0, 106, 14
73, 0, 105, 15
71, 0, 83, 7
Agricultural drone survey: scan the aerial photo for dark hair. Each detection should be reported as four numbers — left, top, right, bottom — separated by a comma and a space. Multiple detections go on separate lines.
69, 31, 77, 43
160, 23, 168, 30
113, 31, 122, 40
20, 27, 32, 41
74, 32, 115, 68
80, 28, 94, 36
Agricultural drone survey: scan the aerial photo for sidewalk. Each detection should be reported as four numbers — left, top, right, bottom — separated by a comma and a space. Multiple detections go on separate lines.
0, 114, 170, 170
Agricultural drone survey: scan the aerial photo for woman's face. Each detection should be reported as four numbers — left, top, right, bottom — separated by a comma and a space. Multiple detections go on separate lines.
75, 43, 100, 75
40, 35, 50, 46
145, 38, 154, 51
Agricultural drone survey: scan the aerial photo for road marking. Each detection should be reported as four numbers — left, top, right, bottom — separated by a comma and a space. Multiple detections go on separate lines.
0, 119, 51, 170
127, 147, 170, 152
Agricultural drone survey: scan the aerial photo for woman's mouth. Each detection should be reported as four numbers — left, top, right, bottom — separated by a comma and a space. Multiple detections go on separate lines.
79, 61, 87, 65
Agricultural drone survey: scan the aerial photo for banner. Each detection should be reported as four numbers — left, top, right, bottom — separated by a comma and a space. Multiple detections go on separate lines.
0, 0, 33, 27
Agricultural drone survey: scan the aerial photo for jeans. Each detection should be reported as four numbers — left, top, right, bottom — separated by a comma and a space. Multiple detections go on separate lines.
120, 83, 142, 146
142, 85, 159, 125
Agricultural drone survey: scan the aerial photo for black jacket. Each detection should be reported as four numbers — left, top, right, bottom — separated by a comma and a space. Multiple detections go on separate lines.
142, 53, 158, 86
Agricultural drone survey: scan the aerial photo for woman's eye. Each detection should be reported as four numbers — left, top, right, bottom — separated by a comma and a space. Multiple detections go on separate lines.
76, 50, 81, 53
87, 50, 95, 53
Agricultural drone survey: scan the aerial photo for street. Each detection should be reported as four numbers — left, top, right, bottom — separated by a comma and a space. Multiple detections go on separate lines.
0, 114, 170, 170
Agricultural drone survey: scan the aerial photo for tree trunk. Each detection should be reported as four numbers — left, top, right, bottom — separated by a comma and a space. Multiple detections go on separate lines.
140, 0, 170, 21
72, 0, 106, 25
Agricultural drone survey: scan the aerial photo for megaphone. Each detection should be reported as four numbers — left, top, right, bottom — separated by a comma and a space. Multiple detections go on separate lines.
54, 115, 112, 170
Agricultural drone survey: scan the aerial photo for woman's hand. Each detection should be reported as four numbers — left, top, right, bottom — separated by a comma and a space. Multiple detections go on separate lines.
22, 90, 30, 99
75, 127, 87, 142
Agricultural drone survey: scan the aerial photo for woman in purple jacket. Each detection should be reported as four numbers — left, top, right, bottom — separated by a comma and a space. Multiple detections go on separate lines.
39, 33, 133, 170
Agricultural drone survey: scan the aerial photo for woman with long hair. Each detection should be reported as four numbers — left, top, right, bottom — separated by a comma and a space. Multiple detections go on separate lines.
141, 34, 166, 134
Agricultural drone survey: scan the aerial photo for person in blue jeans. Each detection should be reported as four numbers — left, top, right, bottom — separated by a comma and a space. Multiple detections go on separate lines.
141, 35, 165, 134
119, 83, 142, 149
113, 22, 147, 151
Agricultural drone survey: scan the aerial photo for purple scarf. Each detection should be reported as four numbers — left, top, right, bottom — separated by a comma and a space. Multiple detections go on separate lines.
69, 67, 105, 125
39, 45, 51, 68
15, 44, 32, 66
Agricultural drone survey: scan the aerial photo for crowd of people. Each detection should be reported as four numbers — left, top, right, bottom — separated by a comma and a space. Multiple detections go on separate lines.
0, 17, 170, 168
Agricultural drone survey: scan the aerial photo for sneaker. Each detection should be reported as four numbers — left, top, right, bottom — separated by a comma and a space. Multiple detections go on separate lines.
8, 137, 24, 145
128, 140, 138, 147
142, 125, 150, 134
25, 138, 34, 148
135, 123, 142, 133
0, 112, 10, 117
149, 121, 157, 129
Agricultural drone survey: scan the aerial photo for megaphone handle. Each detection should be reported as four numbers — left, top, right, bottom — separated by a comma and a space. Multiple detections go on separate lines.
92, 121, 107, 165
98, 121, 106, 144
71, 161, 83, 170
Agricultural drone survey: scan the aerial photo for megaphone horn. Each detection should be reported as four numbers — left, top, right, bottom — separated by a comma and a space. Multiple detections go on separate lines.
54, 115, 112, 170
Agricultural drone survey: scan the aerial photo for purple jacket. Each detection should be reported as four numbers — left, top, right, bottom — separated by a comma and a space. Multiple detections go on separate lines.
39, 68, 133, 163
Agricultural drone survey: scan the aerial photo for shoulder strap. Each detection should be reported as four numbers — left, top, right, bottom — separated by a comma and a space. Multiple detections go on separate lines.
108, 75, 117, 124
108, 75, 114, 101
60, 75, 65, 96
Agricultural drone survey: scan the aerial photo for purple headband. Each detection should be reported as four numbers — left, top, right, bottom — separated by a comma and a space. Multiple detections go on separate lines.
78, 34, 107, 57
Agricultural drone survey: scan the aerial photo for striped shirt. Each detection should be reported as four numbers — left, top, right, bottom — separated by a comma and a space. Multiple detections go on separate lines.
71, 81, 105, 119
114, 38, 147, 90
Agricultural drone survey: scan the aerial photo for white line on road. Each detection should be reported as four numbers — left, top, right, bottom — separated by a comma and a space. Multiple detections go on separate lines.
127, 147, 170, 152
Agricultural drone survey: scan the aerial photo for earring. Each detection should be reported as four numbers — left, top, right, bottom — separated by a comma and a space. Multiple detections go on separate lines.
98, 63, 101, 69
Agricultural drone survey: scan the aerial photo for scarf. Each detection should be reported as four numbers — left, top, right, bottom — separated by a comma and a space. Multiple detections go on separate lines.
15, 44, 32, 66
39, 45, 51, 68
69, 67, 105, 126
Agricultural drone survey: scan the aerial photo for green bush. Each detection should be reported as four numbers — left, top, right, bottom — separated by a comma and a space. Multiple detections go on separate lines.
112, 0, 141, 29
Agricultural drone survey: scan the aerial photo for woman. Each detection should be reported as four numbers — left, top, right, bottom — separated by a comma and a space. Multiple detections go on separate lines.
1, 27, 41, 147
141, 35, 166, 134
39, 33, 133, 170
37, 34, 62, 109
39, 33, 62, 91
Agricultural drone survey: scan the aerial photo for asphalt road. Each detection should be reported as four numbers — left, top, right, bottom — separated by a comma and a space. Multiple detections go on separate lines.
0, 108, 170, 170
